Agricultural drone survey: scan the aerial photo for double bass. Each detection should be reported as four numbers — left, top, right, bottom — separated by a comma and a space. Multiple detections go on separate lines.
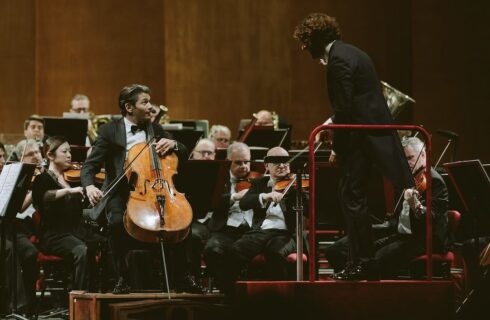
123, 123, 193, 243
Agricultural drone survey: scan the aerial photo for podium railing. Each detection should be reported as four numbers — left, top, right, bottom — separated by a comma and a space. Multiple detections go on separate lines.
308, 124, 433, 281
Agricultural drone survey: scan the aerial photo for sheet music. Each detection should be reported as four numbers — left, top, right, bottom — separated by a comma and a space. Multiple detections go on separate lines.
0, 162, 23, 217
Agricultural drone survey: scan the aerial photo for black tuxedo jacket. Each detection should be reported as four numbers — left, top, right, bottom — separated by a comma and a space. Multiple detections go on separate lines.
206, 175, 234, 232
80, 118, 187, 219
327, 40, 414, 190
410, 168, 449, 249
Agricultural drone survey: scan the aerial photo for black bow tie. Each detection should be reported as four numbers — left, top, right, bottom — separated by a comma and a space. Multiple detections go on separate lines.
130, 124, 146, 134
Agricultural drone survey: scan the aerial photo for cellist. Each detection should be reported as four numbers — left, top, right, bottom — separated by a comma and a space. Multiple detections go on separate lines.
81, 84, 201, 294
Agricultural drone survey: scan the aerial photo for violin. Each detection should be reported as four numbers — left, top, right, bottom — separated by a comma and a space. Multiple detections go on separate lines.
64, 162, 105, 184
235, 171, 263, 192
413, 166, 427, 194
274, 175, 309, 192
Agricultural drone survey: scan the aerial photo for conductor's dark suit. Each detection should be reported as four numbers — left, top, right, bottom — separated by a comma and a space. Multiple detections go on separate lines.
327, 40, 414, 266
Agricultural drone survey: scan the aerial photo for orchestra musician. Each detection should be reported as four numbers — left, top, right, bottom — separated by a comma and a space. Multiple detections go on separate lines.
13, 140, 44, 314
255, 110, 274, 127
80, 84, 201, 294
10, 116, 45, 161
219, 147, 307, 297
191, 138, 216, 160
325, 137, 450, 278
294, 13, 414, 280
32, 136, 104, 290
69, 94, 90, 114
0, 140, 41, 315
202, 142, 254, 290
209, 125, 232, 149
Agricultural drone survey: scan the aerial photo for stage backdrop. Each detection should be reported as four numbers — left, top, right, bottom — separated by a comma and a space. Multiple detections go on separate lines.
0, 0, 488, 162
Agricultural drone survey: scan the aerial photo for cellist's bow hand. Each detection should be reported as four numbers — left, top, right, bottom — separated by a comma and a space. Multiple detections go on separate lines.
154, 138, 177, 156
85, 184, 103, 206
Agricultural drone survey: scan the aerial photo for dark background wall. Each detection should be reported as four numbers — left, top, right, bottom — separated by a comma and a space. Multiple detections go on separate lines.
1, 0, 488, 162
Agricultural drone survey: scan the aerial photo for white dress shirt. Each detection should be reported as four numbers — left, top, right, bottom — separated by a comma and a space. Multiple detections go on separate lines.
124, 117, 147, 159
226, 172, 253, 228
319, 40, 336, 66
258, 178, 287, 230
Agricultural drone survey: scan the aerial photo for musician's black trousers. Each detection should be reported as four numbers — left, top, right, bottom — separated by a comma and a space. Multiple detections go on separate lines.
105, 189, 191, 286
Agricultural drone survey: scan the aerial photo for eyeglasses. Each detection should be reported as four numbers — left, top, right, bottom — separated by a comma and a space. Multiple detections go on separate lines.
232, 160, 250, 166
194, 150, 215, 157
215, 137, 230, 143
71, 107, 89, 113
270, 162, 289, 167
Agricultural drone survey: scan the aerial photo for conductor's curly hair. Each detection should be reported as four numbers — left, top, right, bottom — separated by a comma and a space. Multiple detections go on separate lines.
293, 13, 341, 47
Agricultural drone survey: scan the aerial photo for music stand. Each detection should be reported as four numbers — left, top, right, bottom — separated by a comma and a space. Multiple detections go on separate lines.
177, 160, 231, 217
444, 160, 490, 275
170, 119, 209, 137
43, 117, 88, 146
241, 128, 291, 150
264, 155, 308, 281
215, 148, 227, 160
166, 129, 204, 152
0, 162, 36, 319
44, 117, 89, 161
214, 147, 269, 161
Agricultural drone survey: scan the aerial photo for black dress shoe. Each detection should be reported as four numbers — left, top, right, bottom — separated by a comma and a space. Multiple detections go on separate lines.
174, 275, 204, 294
332, 263, 379, 281
332, 265, 353, 280
112, 277, 131, 294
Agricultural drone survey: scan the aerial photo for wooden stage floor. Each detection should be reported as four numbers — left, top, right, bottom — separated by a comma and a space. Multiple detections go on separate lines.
69, 280, 455, 320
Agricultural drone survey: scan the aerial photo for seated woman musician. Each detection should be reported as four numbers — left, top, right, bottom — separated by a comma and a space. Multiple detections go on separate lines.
32, 136, 103, 290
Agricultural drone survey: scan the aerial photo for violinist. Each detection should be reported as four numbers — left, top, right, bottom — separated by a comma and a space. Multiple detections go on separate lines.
1, 140, 42, 315
14, 140, 44, 314
202, 142, 255, 290
80, 84, 201, 294
325, 137, 449, 279
219, 147, 307, 297
32, 136, 105, 291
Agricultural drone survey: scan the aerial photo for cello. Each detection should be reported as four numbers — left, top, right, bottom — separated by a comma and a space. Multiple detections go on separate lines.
123, 122, 193, 243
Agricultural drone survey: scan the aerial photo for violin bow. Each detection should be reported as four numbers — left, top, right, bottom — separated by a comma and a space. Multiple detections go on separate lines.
391, 138, 427, 216
267, 142, 323, 209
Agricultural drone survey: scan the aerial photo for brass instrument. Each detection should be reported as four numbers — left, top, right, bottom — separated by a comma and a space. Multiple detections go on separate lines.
87, 113, 112, 143
154, 105, 170, 125
272, 111, 279, 129
381, 81, 416, 119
